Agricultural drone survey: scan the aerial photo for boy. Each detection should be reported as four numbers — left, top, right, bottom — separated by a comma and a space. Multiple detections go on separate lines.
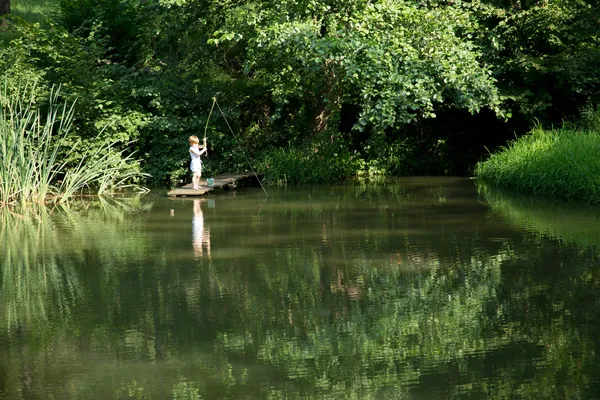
189, 135, 207, 190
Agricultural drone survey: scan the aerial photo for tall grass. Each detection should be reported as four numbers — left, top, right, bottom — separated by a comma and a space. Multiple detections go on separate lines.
258, 143, 361, 184
475, 125, 600, 203
0, 81, 147, 206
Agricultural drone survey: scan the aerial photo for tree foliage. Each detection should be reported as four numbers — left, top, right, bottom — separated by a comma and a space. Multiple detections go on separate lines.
211, 0, 502, 132
479, 0, 600, 119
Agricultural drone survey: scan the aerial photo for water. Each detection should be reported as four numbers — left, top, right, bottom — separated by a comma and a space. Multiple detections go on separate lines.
1, 177, 600, 399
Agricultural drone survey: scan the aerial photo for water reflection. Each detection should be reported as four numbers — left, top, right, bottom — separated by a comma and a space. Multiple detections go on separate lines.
480, 185, 600, 249
192, 199, 211, 258
0, 179, 599, 399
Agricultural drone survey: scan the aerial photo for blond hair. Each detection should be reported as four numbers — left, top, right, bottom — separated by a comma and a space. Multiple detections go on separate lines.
188, 135, 200, 144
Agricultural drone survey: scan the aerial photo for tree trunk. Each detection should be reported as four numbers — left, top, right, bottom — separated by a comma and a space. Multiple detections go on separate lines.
0, 0, 9, 28
313, 59, 342, 134
0, 0, 10, 16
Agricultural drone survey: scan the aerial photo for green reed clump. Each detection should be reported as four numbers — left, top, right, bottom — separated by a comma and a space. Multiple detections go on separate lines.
0, 82, 147, 206
475, 126, 600, 203
258, 140, 361, 184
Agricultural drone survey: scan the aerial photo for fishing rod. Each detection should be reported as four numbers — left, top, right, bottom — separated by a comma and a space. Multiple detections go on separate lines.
203, 97, 216, 156
210, 98, 269, 197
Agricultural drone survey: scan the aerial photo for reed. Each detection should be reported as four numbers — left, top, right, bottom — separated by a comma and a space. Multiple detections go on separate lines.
0, 81, 147, 206
475, 125, 600, 203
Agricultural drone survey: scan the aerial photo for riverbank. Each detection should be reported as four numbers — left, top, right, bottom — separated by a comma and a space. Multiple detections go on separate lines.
475, 126, 600, 203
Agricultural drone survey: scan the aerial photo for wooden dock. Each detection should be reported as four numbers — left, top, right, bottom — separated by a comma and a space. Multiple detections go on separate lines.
167, 173, 257, 197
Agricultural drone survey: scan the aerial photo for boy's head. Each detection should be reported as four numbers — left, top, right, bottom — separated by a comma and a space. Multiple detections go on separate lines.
188, 135, 200, 145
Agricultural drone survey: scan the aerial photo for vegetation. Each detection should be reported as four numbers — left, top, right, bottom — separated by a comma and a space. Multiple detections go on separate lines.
258, 134, 362, 184
7, 0, 56, 23
475, 125, 600, 203
0, 82, 147, 206
1, 0, 599, 186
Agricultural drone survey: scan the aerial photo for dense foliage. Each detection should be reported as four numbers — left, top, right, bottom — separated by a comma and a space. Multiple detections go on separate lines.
2, 0, 600, 183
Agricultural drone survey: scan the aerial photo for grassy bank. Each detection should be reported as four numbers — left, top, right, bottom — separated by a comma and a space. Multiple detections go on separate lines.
475, 126, 600, 203
258, 138, 362, 184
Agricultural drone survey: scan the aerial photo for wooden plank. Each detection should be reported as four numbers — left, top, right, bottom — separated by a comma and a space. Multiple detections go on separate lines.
167, 173, 256, 197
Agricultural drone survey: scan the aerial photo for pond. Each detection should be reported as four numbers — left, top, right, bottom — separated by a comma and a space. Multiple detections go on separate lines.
1, 177, 599, 399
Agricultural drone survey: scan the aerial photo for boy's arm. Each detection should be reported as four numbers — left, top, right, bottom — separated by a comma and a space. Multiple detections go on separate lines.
198, 147, 207, 156
190, 147, 203, 156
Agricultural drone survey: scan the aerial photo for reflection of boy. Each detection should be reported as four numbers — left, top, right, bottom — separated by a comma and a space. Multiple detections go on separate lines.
192, 200, 211, 258
188, 135, 207, 190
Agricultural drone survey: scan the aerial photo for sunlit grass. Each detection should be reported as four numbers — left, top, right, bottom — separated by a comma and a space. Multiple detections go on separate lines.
0, 0, 57, 45
475, 125, 600, 203
9, 0, 57, 23
258, 145, 360, 184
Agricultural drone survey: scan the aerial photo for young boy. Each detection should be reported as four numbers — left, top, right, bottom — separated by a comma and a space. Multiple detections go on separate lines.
189, 135, 207, 190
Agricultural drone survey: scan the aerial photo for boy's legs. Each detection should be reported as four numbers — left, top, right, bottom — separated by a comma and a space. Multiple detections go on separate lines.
196, 165, 202, 187
192, 164, 202, 189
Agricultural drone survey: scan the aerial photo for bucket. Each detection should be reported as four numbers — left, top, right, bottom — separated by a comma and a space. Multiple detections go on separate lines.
207, 177, 214, 187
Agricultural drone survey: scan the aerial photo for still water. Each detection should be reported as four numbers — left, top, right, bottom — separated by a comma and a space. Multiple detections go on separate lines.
1, 178, 599, 399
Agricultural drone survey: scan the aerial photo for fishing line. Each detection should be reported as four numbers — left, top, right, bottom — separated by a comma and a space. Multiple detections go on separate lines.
214, 98, 269, 197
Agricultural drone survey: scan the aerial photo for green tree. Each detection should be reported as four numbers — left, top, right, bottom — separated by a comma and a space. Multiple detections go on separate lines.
479, 0, 600, 120
211, 0, 503, 135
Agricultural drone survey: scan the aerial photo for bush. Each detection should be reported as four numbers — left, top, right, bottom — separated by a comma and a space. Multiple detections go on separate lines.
0, 19, 152, 172
475, 126, 600, 203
